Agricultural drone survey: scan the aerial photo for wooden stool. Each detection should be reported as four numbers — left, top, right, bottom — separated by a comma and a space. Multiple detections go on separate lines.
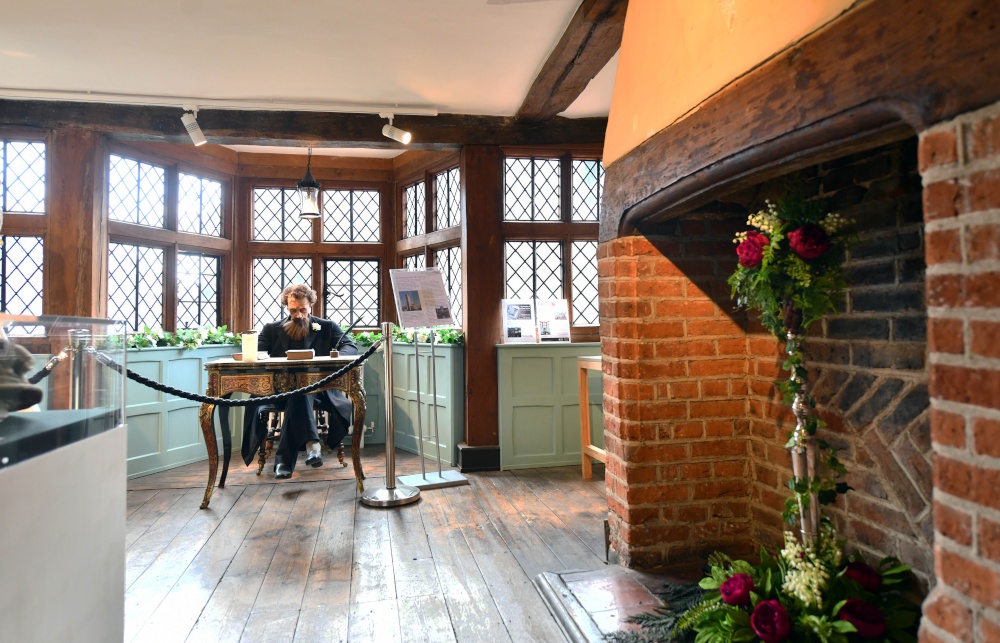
577, 355, 605, 479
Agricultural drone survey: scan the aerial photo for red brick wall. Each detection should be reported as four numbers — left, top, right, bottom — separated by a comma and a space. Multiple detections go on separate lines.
918, 103, 1000, 641
599, 224, 757, 568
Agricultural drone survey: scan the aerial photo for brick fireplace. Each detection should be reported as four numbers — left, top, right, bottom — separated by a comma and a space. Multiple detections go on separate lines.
599, 2, 1000, 639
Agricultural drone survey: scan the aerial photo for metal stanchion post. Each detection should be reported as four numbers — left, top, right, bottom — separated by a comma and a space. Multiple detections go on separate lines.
361, 322, 420, 507
413, 328, 426, 477
68, 328, 90, 410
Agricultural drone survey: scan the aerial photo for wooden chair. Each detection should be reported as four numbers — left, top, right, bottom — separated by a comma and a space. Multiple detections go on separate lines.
254, 406, 347, 475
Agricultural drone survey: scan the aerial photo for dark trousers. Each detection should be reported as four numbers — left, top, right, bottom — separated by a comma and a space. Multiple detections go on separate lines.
241, 390, 352, 472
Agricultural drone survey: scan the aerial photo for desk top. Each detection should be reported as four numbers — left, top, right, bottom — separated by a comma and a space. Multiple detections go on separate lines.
205, 355, 360, 370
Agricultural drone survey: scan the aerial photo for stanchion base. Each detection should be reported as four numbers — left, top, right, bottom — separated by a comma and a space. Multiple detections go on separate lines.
397, 470, 470, 490
360, 484, 421, 507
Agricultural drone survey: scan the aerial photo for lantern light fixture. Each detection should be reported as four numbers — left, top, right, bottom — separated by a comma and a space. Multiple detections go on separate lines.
296, 147, 321, 219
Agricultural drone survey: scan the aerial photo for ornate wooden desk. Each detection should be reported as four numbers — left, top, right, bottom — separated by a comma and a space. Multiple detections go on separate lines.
199, 355, 366, 509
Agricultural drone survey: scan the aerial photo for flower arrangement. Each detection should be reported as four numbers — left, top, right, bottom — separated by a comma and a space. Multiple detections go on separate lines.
344, 327, 465, 347
119, 324, 240, 350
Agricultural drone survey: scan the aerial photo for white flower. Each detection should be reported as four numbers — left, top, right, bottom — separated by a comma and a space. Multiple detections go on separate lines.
311, 322, 320, 331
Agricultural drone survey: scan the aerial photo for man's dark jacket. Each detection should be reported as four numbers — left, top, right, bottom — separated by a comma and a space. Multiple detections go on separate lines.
240, 315, 358, 468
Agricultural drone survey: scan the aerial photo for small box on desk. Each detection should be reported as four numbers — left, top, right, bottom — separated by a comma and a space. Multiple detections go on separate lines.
286, 349, 315, 360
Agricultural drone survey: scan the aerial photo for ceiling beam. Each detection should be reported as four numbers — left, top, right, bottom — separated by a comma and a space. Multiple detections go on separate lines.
0, 100, 607, 149
515, 0, 628, 122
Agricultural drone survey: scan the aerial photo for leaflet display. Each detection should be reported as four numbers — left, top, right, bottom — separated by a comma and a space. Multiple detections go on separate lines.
501, 299, 537, 343
389, 269, 455, 329
535, 298, 571, 342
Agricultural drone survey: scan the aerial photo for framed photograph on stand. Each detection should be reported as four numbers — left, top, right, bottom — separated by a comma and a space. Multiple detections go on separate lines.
535, 298, 571, 342
501, 299, 537, 344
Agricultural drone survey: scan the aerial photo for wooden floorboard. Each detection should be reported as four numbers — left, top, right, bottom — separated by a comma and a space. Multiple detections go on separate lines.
125, 449, 609, 641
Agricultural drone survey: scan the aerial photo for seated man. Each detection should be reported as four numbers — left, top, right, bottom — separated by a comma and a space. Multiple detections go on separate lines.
240, 283, 358, 479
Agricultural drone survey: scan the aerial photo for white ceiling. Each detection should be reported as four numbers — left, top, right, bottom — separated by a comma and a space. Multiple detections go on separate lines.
0, 0, 617, 156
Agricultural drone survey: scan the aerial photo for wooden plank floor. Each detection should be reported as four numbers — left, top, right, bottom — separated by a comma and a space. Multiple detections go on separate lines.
125, 447, 609, 642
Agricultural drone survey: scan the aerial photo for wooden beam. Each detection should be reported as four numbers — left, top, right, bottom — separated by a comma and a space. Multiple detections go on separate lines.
515, 0, 627, 122
0, 100, 607, 149
601, 0, 1000, 241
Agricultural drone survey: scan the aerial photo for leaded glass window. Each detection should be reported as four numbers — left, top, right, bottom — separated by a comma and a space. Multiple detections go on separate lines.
0, 236, 43, 316
253, 188, 313, 241
434, 246, 462, 326
504, 241, 563, 303
1, 141, 45, 214
403, 254, 425, 271
571, 241, 599, 326
252, 258, 312, 330
571, 160, 604, 222
177, 253, 220, 328
323, 189, 380, 242
108, 155, 165, 227
325, 259, 380, 328
403, 182, 425, 238
108, 243, 164, 331
435, 167, 461, 230
178, 173, 223, 236
504, 157, 560, 221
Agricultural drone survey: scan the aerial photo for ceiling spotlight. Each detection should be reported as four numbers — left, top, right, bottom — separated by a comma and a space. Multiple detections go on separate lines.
296, 148, 321, 219
380, 113, 412, 144
180, 106, 207, 147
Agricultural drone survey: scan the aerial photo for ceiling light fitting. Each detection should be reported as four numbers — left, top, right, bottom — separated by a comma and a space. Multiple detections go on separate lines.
296, 148, 321, 219
179, 105, 207, 146
380, 113, 412, 145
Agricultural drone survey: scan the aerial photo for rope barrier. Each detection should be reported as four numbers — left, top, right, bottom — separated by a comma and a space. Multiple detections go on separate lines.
87, 339, 384, 406
28, 350, 69, 385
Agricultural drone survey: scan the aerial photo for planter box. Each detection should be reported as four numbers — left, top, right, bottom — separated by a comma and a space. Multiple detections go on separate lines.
380, 343, 465, 466
124, 345, 242, 478
498, 343, 604, 470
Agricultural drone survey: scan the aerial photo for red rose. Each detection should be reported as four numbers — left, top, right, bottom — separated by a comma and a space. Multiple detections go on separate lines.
787, 223, 830, 259
736, 230, 770, 268
844, 561, 882, 592
720, 573, 755, 606
751, 600, 792, 643
837, 598, 887, 639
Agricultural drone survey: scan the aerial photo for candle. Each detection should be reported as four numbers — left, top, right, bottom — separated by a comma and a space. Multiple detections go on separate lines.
241, 332, 258, 361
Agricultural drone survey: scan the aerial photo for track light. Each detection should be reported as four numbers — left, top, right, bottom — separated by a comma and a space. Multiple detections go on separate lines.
180, 106, 207, 146
380, 113, 412, 144
296, 148, 321, 219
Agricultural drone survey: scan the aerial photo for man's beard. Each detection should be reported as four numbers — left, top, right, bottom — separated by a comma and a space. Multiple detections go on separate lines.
283, 316, 310, 341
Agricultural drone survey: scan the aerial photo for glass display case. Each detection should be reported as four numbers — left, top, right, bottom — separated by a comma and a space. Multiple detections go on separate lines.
0, 314, 126, 469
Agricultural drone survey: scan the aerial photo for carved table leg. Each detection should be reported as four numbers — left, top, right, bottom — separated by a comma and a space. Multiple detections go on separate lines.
349, 384, 367, 492
337, 443, 346, 467
199, 403, 217, 509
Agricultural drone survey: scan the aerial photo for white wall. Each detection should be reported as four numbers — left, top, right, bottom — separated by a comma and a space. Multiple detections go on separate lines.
0, 426, 126, 642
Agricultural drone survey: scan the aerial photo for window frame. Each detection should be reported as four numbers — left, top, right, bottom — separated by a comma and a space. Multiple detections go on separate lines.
106, 143, 234, 332
0, 129, 48, 318
500, 148, 602, 341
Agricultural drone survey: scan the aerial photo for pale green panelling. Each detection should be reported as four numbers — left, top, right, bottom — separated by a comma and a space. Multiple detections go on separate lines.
498, 343, 604, 470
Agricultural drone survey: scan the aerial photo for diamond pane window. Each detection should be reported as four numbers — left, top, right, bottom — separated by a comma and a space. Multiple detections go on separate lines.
325, 259, 380, 328
0, 236, 44, 316
571, 241, 599, 326
252, 258, 312, 330
403, 182, 425, 238
435, 167, 461, 230
253, 188, 313, 241
434, 246, 462, 326
504, 241, 563, 303
108, 155, 165, 227
403, 254, 425, 271
178, 173, 223, 236
108, 243, 164, 332
177, 253, 220, 328
2, 141, 46, 214
323, 189, 381, 242
571, 160, 604, 222
504, 158, 560, 221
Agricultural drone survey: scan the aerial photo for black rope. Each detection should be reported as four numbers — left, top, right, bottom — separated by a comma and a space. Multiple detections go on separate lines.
28, 350, 69, 385
88, 339, 384, 406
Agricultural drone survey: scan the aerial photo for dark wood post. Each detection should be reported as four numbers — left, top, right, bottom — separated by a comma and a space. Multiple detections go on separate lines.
458, 145, 503, 470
